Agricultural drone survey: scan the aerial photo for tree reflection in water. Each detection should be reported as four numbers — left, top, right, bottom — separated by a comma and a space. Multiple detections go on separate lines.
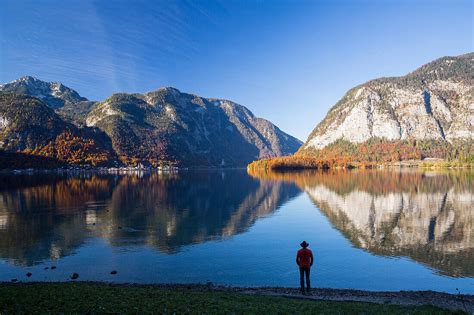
249, 169, 474, 277
1, 169, 472, 278
0, 171, 300, 265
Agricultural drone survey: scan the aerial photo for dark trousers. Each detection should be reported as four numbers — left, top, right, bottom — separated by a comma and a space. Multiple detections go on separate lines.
299, 267, 311, 291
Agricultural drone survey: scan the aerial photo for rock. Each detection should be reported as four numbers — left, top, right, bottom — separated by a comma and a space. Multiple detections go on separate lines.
11, 278, 18, 282
71, 273, 79, 280
0, 76, 87, 109
300, 53, 473, 153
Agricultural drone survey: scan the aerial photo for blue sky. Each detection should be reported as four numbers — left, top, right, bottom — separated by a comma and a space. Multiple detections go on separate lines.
1, 0, 472, 140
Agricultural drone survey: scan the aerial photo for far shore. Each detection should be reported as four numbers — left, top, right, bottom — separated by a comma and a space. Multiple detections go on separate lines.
0, 282, 472, 313
0, 166, 248, 174
247, 158, 474, 172
1, 159, 473, 175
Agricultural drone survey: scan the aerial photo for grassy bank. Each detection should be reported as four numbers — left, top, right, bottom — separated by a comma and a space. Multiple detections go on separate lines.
247, 156, 474, 171
0, 283, 462, 314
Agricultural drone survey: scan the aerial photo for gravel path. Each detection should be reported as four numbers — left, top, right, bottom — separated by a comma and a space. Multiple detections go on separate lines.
115, 283, 473, 313
234, 287, 473, 313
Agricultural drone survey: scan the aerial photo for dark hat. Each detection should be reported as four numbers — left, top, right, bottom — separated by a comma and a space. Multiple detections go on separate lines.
300, 241, 309, 248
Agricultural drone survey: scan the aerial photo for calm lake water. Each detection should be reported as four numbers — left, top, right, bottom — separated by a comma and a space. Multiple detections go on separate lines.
0, 169, 473, 293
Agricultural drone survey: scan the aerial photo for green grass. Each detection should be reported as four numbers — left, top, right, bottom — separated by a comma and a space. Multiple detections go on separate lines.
0, 283, 462, 314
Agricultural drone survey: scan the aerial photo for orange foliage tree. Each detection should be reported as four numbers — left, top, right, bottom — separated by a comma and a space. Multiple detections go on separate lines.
30, 130, 111, 166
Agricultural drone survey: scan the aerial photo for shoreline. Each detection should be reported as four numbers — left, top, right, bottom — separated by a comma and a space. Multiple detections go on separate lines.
1, 282, 472, 313
247, 163, 474, 171
248, 160, 474, 171
2, 161, 473, 174
0, 166, 249, 175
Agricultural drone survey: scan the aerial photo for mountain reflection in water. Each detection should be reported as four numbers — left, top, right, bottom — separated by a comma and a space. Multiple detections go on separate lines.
0, 172, 300, 266
249, 169, 474, 277
0, 169, 472, 281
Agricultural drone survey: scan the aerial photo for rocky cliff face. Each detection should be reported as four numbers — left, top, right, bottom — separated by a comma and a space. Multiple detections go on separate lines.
300, 53, 473, 153
0, 78, 301, 167
0, 76, 87, 109
0, 93, 114, 166
85, 88, 301, 166
0, 93, 68, 150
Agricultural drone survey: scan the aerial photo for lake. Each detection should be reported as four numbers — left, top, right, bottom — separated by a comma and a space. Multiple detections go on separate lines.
0, 169, 472, 294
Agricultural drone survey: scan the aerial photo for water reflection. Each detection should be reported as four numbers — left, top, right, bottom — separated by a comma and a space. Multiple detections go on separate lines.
0, 172, 300, 266
249, 169, 474, 277
100, 172, 300, 252
0, 174, 117, 266
1, 169, 472, 279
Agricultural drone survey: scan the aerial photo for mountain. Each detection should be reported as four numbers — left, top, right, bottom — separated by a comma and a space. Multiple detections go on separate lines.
0, 76, 87, 109
0, 77, 301, 168
85, 88, 302, 166
0, 93, 115, 167
0, 76, 96, 125
299, 53, 473, 158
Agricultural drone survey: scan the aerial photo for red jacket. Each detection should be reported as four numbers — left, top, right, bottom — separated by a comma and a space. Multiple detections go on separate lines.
296, 248, 313, 268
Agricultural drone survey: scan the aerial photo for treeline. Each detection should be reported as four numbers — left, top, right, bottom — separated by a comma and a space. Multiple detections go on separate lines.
298, 138, 473, 162
26, 131, 113, 167
2, 128, 179, 169
0, 151, 62, 169
249, 138, 474, 170
0, 131, 114, 169
247, 156, 349, 171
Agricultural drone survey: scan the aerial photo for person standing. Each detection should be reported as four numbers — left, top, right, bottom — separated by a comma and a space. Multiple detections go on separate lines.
296, 241, 313, 295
